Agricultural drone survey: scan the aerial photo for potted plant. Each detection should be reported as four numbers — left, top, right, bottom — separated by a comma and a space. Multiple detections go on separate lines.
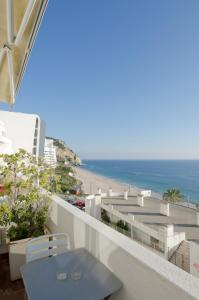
0, 149, 52, 280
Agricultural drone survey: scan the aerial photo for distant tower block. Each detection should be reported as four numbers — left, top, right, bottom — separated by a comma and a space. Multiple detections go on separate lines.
44, 138, 57, 168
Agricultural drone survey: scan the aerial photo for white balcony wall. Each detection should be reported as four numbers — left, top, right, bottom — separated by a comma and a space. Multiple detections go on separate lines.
160, 201, 170, 216
190, 242, 199, 278
47, 195, 199, 300
197, 212, 199, 226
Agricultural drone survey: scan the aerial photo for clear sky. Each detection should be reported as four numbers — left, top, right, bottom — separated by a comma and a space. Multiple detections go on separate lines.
1, 0, 199, 159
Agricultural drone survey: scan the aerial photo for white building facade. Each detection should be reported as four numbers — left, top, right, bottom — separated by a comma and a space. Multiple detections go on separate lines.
44, 138, 57, 167
0, 110, 45, 157
0, 121, 13, 154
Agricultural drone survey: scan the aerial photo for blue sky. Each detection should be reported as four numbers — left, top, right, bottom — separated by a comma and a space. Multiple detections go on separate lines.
1, 0, 199, 159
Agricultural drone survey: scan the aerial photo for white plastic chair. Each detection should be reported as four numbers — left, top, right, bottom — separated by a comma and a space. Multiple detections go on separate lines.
26, 233, 71, 263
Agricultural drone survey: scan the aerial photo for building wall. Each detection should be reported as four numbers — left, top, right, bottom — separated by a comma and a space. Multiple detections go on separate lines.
0, 121, 13, 154
38, 120, 45, 157
44, 138, 57, 167
0, 110, 45, 157
190, 242, 199, 278
48, 195, 199, 300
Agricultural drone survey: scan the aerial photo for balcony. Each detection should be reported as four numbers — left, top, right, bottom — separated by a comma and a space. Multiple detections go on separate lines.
47, 195, 199, 300
1, 194, 199, 300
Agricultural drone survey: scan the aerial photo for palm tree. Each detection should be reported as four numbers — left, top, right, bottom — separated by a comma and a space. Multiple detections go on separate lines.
163, 188, 184, 204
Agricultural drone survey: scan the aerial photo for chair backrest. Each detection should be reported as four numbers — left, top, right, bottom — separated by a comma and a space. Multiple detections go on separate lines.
26, 233, 71, 263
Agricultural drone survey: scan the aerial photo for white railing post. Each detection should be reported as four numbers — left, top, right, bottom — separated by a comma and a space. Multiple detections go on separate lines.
108, 188, 113, 197
196, 212, 199, 226
124, 190, 128, 200
97, 188, 102, 195
137, 195, 144, 207
94, 194, 102, 220
160, 201, 170, 216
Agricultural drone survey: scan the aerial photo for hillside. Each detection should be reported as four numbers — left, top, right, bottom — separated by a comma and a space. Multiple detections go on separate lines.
46, 137, 82, 166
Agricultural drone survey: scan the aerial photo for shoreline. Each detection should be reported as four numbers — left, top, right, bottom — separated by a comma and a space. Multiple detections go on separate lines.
74, 166, 136, 194
74, 166, 161, 198
74, 166, 197, 209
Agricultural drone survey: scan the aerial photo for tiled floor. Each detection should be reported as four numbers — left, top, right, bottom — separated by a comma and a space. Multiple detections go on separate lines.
0, 253, 24, 300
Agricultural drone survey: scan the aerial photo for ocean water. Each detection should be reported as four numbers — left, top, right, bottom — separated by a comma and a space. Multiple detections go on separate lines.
82, 160, 199, 204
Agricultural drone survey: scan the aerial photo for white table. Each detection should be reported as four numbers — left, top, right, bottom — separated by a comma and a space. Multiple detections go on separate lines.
21, 248, 122, 300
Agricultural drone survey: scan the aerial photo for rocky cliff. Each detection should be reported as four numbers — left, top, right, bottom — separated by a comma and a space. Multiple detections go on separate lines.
46, 137, 81, 166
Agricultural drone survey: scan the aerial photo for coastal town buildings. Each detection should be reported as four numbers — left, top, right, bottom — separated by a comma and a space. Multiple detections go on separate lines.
0, 111, 45, 157
44, 138, 57, 167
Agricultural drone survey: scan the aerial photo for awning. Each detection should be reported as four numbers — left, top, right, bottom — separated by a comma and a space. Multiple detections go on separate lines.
0, 0, 48, 105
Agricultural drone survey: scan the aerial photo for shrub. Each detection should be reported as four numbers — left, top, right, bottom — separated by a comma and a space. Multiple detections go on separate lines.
48, 166, 80, 194
163, 188, 184, 204
101, 209, 110, 223
0, 203, 12, 226
116, 220, 129, 231
0, 150, 51, 241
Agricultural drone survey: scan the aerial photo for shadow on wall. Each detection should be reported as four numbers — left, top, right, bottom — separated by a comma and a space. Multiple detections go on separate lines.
47, 201, 75, 249
129, 212, 162, 216
108, 246, 195, 300
48, 200, 104, 260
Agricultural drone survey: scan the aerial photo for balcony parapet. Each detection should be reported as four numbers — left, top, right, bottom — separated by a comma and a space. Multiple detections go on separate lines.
47, 195, 199, 300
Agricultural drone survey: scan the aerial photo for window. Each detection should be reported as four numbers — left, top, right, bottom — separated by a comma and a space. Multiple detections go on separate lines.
35, 118, 39, 129
33, 147, 37, 155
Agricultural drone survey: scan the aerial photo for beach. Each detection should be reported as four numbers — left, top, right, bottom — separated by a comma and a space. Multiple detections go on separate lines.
74, 166, 197, 209
74, 167, 199, 241
74, 166, 142, 195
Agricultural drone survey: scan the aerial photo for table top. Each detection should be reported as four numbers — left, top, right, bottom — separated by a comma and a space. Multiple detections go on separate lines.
20, 247, 122, 300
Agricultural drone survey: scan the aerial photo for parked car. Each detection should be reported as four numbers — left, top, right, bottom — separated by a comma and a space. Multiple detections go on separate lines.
73, 200, 85, 209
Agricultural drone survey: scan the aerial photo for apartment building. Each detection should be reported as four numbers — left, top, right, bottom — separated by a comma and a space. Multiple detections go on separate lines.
44, 138, 57, 167
0, 110, 45, 157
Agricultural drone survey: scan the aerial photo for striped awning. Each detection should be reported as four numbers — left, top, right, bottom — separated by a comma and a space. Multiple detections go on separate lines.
0, 0, 48, 105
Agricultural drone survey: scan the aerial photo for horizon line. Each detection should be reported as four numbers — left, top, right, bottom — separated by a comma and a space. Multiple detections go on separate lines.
81, 158, 199, 161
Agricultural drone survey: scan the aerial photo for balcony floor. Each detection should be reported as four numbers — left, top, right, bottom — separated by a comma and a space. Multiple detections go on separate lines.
0, 253, 24, 300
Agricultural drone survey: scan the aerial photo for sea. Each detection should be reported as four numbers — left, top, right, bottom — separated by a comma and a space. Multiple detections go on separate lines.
82, 160, 199, 204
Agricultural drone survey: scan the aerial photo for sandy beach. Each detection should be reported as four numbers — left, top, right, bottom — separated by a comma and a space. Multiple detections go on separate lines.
74, 166, 142, 195
74, 166, 197, 210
